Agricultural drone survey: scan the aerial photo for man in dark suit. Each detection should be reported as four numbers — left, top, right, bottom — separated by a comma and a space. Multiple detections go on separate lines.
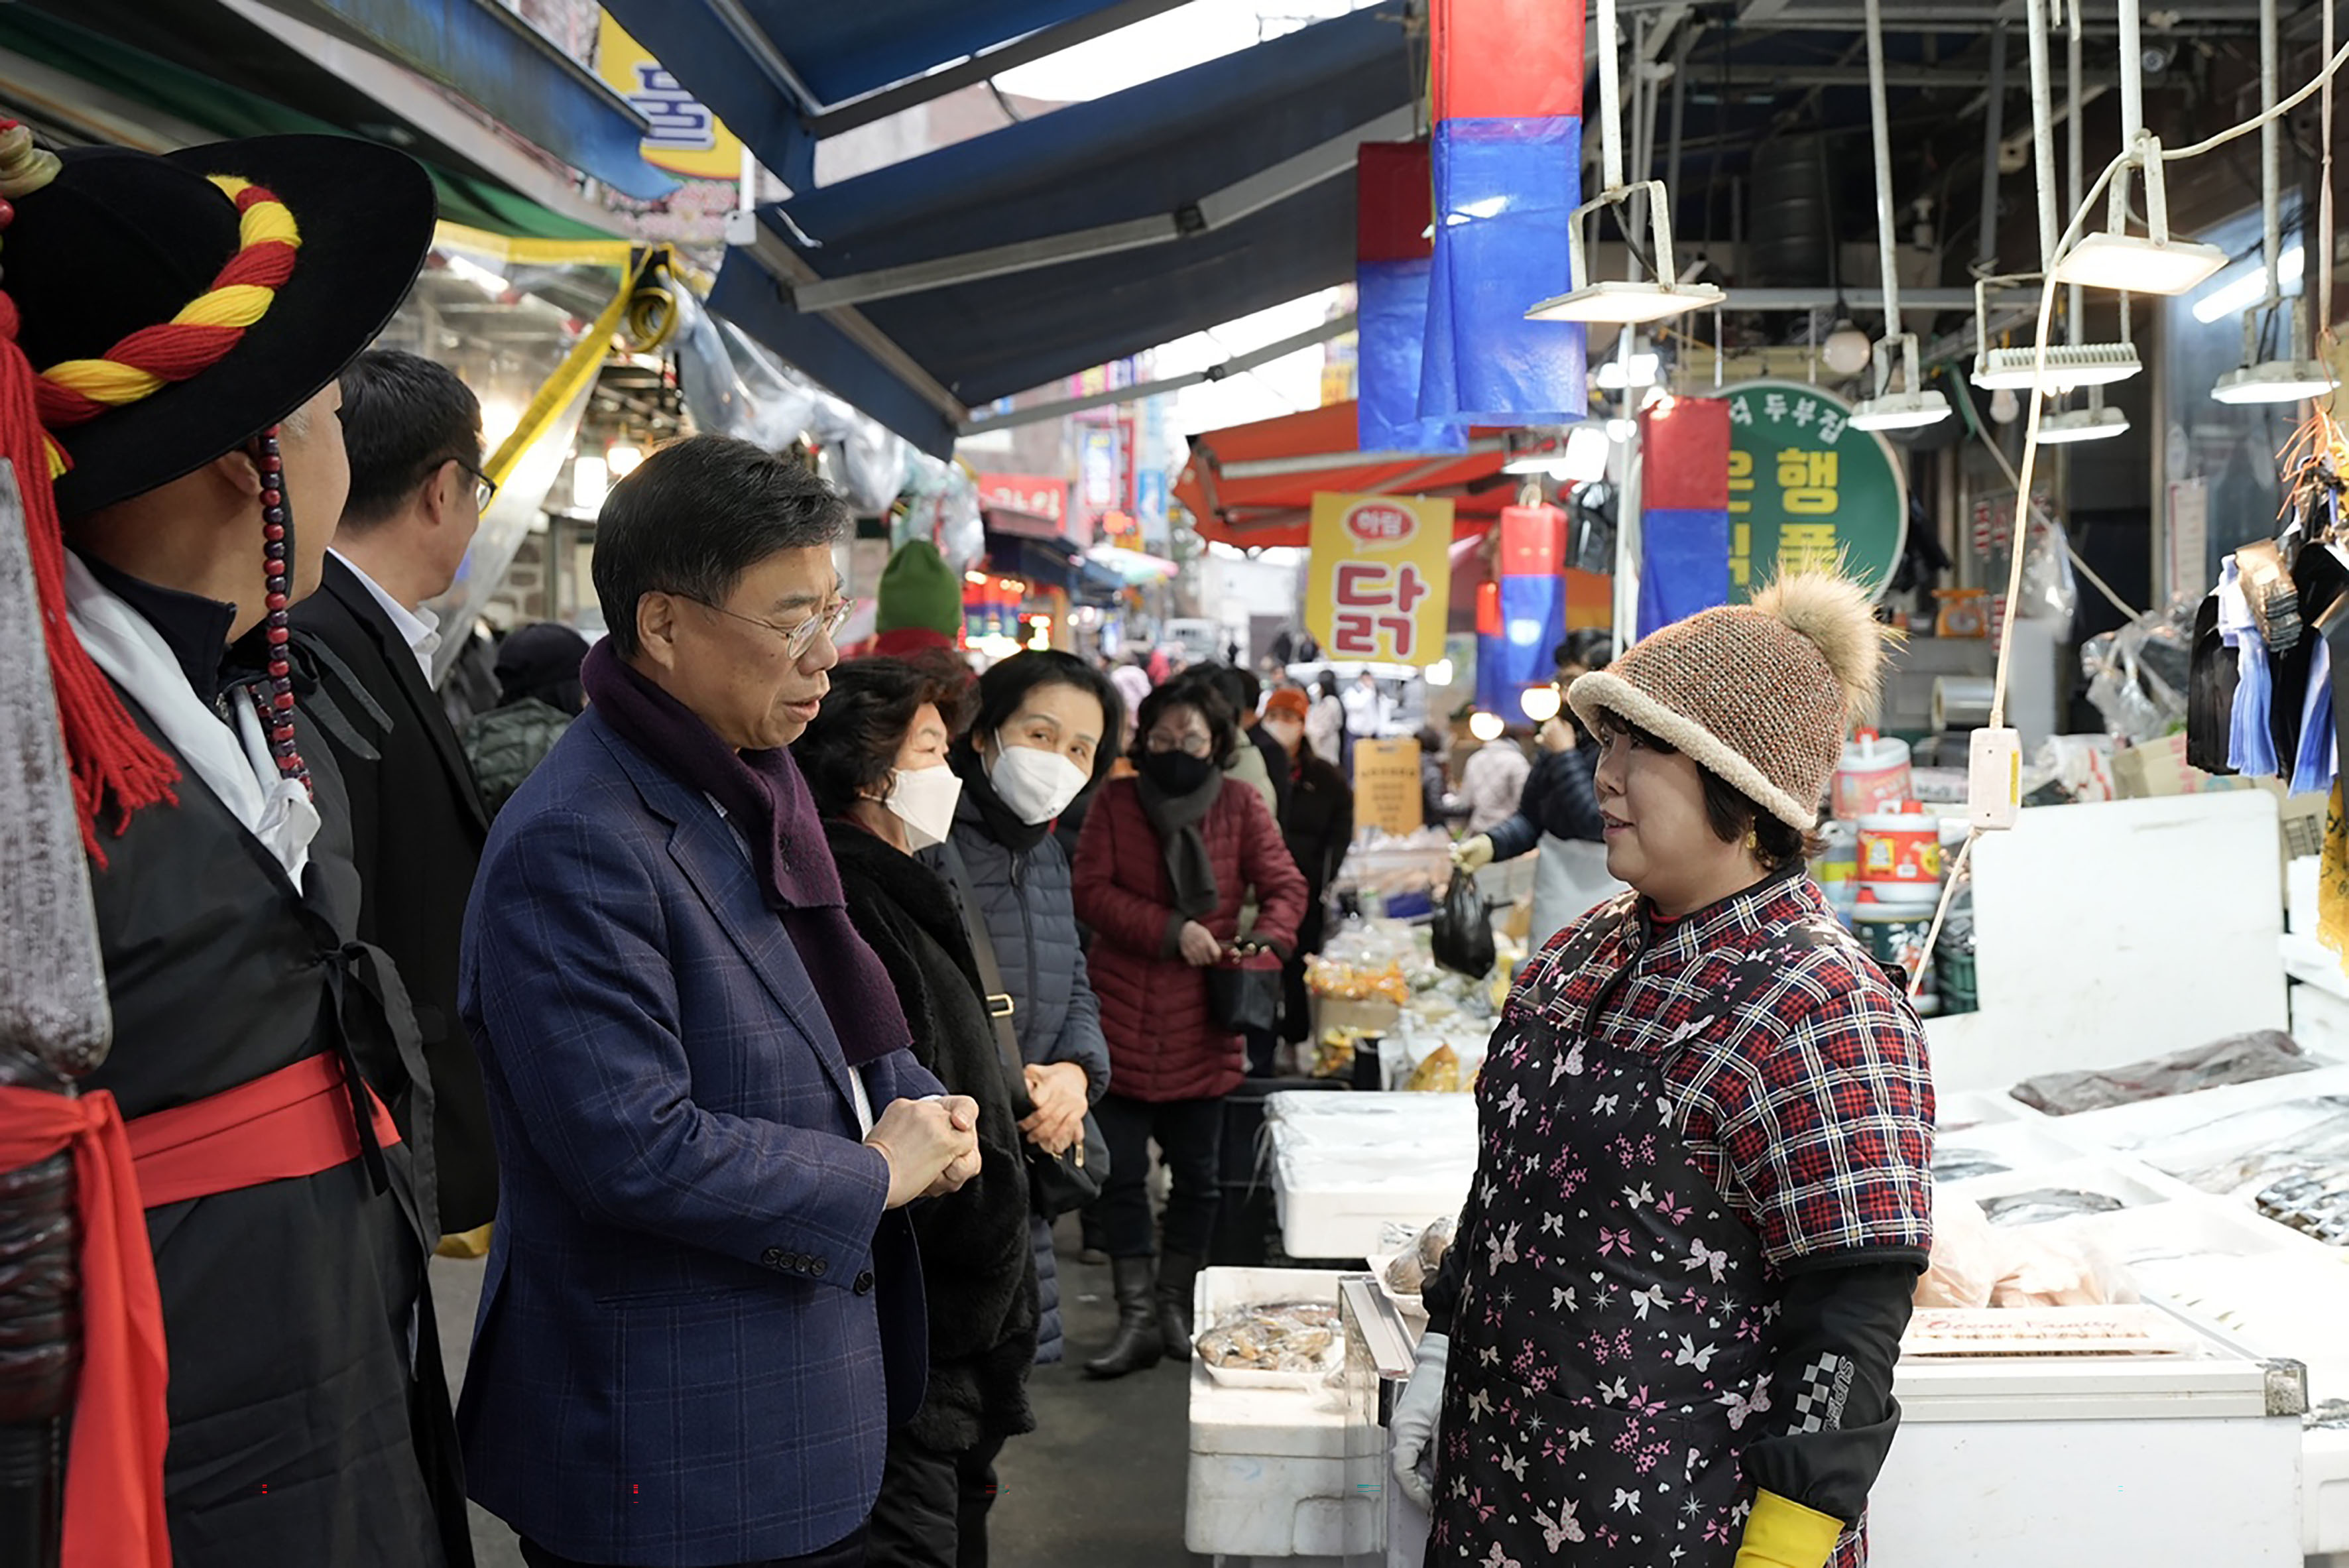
457, 436, 981, 1568
294, 348, 498, 1236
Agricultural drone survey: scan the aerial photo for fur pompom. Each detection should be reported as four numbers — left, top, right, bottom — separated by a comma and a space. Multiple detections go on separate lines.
1750, 571, 1892, 725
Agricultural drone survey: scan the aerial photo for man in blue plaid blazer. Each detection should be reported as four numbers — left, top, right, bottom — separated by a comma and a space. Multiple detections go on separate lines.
455, 436, 979, 1568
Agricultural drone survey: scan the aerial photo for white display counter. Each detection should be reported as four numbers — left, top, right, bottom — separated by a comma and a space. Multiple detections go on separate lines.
1185, 1267, 2308, 1568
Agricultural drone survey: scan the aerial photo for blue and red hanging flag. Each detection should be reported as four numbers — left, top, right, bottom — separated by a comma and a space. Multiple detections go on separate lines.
1357, 141, 1464, 454
1637, 396, 1732, 636
1419, 0, 1588, 428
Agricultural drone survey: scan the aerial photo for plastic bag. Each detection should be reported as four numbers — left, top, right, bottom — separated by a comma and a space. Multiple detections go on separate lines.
2011, 1029, 2313, 1116
1990, 1225, 2136, 1307
1915, 1193, 2000, 1307
1429, 867, 1496, 979
2082, 597, 2197, 745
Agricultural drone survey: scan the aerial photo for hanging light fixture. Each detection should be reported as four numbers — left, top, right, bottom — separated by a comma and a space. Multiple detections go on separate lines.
2211, 0, 2340, 404
1849, 0, 1951, 432
2039, 0, 2132, 443
1524, 0, 1722, 324
1975, 0, 2143, 394
2050, 0, 2224, 294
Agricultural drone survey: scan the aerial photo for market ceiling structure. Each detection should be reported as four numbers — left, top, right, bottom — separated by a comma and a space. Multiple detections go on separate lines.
0, 0, 656, 235
614, 0, 2293, 460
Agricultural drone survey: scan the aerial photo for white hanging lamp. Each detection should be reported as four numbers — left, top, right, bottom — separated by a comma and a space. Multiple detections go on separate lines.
2211, 0, 2340, 404
2041, 1, 2132, 443
2051, 0, 2224, 294
1975, 0, 2143, 392
1849, 0, 1951, 432
1524, 0, 1722, 324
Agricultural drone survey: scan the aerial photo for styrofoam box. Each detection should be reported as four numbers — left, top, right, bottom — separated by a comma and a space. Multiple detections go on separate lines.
2295, 980, 2349, 1063
1930, 1118, 2096, 1178
1187, 1268, 1380, 1560
2311, 1429, 2349, 1557
1942, 1157, 2200, 1219
2035, 1061, 2349, 1156
1935, 1087, 2033, 1134
1266, 1093, 1477, 1260
2292, 854, 2322, 935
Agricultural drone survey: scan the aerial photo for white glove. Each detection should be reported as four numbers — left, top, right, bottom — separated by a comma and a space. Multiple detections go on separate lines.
1390, 1331, 1448, 1511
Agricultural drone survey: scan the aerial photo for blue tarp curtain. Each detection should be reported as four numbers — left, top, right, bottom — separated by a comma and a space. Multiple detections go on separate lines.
673, 4, 1415, 457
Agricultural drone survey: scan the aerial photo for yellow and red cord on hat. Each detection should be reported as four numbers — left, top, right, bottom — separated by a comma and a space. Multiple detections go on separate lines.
0, 135, 303, 857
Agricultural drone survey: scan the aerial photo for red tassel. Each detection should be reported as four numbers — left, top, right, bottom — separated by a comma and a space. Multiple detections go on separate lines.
0, 292, 179, 861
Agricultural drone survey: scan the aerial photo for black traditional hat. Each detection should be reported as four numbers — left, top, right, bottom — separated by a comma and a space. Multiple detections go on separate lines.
8, 135, 436, 517
0, 129, 436, 852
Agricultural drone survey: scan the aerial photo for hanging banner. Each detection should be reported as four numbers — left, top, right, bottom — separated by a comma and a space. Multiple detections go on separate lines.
1723, 381, 1907, 601
1353, 737, 1427, 834
595, 13, 746, 181
1356, 141, 1462, 453
1419, 0, 1587, 426
1306, 493, 1455, 667
1639, 396, 1732, 637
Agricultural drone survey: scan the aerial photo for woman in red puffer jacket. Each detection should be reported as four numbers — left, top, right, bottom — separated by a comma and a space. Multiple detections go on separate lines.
1073, 673, 1307, 1380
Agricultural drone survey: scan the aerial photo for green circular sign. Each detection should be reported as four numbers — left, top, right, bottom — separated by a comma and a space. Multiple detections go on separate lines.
1722, 380, 1908, 603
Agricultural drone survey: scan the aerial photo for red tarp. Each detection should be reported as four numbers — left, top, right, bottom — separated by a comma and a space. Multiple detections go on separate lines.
1174, 400, 1514, 548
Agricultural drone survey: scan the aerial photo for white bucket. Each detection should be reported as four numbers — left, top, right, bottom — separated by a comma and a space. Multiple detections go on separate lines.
1833, 731, 1912, 819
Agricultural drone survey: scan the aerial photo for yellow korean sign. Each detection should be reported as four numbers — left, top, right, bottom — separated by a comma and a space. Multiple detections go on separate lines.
1353, 738, 1426, 835
1305, 493, 1454, 668
596, 13, 746, 182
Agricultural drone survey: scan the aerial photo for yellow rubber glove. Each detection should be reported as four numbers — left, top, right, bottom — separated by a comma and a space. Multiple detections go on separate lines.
1730, 1490, 1846, 1568
1452, 833, 1495, 871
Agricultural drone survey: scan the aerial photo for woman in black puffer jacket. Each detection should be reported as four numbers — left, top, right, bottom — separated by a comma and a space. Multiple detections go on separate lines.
796, 658, 1037, 1568
925, 651, 1122, 1370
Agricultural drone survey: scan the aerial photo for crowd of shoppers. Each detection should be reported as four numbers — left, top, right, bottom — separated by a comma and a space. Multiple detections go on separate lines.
0, 123, 1588, 1568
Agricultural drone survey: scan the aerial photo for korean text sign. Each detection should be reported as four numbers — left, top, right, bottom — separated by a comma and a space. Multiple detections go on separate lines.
1724, 381, 1907, 601
595, 14, 746, 181
1306, 493, 1455, 668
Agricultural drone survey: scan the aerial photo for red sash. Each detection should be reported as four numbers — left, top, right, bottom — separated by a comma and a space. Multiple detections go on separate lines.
0, 1054, 402, 1568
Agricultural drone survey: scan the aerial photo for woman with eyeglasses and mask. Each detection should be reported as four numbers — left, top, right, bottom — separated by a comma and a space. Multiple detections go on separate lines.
928, 650, 1125, 1378
1073, 680, 1308, 1378
794, 658, 1038, 1568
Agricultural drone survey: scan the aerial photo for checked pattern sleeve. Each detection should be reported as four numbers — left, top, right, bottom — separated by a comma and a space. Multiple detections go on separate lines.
1673, 953, 1935, 1272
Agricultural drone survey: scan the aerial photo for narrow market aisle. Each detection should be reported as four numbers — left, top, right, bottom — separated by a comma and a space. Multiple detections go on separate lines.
429, 1233, 1205, 1568
992, 1229, 1207, 1568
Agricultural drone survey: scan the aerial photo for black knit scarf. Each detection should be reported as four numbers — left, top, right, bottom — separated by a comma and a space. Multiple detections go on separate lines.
581, 639, 911, 1067
1136, 767, 1223, 920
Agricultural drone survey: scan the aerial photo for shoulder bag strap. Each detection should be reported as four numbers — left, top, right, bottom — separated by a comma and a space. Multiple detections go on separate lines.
934, 837, 1038, 1118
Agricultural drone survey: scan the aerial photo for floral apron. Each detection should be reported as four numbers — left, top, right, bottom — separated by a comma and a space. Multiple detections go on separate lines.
1426, 909, 1813, 1568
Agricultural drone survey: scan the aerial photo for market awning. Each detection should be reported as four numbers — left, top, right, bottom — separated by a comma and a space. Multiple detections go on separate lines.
1175, 400, 1518, 548
0, 2, 634, 235
703, 3, 1415, 457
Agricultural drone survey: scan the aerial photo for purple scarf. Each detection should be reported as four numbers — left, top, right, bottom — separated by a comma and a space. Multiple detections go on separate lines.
581, 640, 912, 1068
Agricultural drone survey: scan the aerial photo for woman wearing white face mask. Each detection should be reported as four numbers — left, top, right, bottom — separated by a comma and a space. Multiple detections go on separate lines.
796, 657, 1043, 1568
928, 651, 1123, 1377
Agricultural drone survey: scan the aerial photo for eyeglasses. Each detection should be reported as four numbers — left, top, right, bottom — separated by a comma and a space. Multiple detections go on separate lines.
1144, 731, 1212, 757
453, 458, 497, 512
692, 594, 853, 660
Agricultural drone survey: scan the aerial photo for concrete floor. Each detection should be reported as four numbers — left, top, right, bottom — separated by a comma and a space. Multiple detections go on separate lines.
432, 1219, 1206, 1568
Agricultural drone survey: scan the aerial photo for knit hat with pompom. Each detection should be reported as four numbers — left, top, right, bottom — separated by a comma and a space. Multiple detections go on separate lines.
1567, 572, 1892, 831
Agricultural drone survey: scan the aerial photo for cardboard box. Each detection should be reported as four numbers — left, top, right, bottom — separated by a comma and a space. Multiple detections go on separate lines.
2109, 733, 2327, 884
1310, 996, 1402, 1041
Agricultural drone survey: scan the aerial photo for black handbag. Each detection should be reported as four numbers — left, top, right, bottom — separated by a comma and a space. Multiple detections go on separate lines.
936, 841, 1107, 1219
1205, 946, 1283, 1033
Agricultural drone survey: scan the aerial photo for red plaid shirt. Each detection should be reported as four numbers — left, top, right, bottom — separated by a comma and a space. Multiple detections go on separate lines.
1510, 871, 1935, 1270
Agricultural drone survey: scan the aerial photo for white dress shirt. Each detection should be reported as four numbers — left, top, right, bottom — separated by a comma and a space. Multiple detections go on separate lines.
331, 550, 442, 681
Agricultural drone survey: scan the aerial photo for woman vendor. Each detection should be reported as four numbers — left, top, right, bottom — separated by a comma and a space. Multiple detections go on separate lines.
1393, 572, 1935, 1568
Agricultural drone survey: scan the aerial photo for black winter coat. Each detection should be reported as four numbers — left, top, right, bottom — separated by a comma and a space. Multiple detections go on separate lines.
295, 555, 498, 1231
87, 687, 467, 1567
1280, 748, 1353, 955
827, 822, 1038, 1450
925, 759, 1113, 1364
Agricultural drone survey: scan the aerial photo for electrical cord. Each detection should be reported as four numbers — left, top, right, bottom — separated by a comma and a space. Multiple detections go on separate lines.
1905, 28, 2349, 999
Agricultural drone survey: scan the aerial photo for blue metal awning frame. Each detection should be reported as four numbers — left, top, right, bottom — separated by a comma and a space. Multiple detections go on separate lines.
280, 0, 678, 200
696, 3, 1418, 458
